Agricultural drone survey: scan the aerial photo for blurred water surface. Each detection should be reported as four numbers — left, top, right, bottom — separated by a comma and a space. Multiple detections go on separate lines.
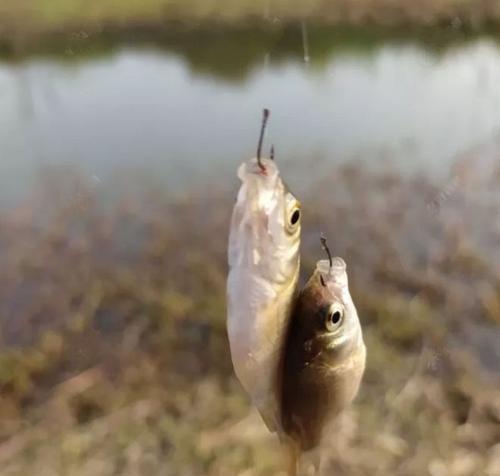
2, 26, 500, 205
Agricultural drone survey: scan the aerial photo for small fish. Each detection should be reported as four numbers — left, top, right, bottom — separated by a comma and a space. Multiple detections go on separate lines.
227, 110, 302, 432
281, 238, 366, 473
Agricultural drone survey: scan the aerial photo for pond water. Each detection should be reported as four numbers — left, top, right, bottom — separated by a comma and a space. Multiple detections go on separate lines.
1, 26, 500, 204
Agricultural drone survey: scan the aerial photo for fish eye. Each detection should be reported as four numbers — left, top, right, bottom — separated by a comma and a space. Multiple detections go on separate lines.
325, 306, 343, 332
285, 195, 301, 234
290, 208, 300, 226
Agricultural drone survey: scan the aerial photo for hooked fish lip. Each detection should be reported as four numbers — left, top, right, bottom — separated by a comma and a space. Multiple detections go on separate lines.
241, 157, 279, 179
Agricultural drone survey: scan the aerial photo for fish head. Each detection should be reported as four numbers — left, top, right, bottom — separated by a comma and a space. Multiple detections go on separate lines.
296, 257, 364, 362
228, 157, 301, 286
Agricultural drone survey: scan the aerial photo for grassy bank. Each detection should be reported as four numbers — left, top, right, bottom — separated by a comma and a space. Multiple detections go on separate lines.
0, 151, 499, 474
2, 0, 500, 47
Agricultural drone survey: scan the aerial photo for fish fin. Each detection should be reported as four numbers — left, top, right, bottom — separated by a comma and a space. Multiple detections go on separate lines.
256, 403, 278, 433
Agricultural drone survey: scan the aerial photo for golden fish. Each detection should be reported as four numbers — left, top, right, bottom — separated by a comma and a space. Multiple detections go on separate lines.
281, 238, 366, 474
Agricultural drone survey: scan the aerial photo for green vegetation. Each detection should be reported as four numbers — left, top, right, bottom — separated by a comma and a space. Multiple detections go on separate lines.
2, 21, 497, 86
2, 0, 500, 49
6, 0, 500, 29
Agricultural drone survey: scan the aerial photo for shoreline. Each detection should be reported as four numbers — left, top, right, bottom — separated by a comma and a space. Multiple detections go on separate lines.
1, 21, 500, 61
2, 2, 500, 56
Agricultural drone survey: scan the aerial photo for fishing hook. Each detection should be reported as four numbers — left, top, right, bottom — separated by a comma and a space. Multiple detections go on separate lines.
320, 233, 333, 269
257, 108, 270, 172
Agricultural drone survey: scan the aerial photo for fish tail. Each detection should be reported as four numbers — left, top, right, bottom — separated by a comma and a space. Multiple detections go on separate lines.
281, 436, 300, 476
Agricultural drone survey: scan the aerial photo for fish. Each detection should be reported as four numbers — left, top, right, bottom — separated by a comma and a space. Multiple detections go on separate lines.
226, 110, 302, 432
281, 240, 366, 474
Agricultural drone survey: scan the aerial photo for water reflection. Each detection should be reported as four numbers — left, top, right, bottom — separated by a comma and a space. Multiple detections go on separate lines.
1, 27, 500, 204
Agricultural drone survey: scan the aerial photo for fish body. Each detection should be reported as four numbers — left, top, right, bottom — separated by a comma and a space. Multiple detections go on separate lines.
227, 157, 301, 432
281, 257, 366, 454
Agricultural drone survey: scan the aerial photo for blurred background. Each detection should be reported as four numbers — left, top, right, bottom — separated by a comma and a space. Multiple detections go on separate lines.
0, 1, 500, 475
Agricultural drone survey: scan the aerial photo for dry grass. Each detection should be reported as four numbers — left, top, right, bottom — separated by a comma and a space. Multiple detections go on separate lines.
0, 146, 499, 474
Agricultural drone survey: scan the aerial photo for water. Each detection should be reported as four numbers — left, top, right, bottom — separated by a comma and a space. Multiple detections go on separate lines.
1, 26, 500, 204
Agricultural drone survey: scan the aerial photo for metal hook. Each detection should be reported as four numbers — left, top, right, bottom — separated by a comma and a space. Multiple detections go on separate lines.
320, 233, 333, 269
256, 108, 270, 172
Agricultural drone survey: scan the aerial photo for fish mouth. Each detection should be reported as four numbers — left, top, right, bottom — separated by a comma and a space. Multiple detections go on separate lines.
240, 157, 279, 181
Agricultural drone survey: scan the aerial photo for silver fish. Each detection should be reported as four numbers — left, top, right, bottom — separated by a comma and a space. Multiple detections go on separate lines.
227, 138, 301, 432
281, 245, 366, 474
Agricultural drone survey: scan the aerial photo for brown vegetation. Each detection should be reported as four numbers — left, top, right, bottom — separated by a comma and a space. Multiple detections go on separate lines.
0, 148, 499, 474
